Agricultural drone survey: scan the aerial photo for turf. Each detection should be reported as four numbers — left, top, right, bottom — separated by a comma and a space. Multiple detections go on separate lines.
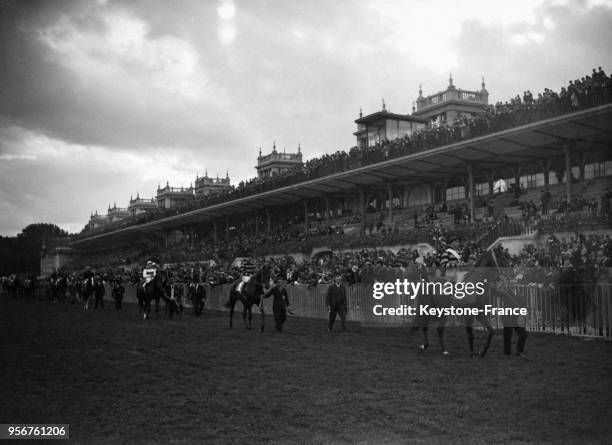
1, 297, 611, 445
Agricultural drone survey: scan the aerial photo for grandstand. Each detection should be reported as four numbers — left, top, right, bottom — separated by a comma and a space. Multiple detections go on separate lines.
40, 72, 610, 277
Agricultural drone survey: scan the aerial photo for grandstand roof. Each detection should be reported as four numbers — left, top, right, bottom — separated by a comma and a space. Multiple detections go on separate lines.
70, 103, 612, 247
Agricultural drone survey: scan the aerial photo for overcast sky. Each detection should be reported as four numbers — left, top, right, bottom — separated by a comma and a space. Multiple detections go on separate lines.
1, 0, 611, 235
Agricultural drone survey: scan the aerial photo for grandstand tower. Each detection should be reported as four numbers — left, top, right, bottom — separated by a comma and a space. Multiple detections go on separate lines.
128, 193, 157, 216
156, 182, 195, 209
413, 74, 489, 125
195, 171, 232, 197
256, 143, 303, 178
354, 100, 427, 148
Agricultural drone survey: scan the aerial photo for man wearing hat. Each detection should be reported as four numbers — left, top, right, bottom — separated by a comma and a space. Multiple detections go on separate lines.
262, 278, 292, 332
112, 278, 125, 310
325, 274, 347, 332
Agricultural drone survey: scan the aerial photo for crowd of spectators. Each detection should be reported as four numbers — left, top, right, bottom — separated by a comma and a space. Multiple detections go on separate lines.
75, 68, 612, 239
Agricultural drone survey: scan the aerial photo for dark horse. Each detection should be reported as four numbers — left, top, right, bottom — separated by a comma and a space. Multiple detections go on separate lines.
458, 246, 512, 358
137, 273, 165, 320
407, 263, 452, 355
225, 266, 271, 331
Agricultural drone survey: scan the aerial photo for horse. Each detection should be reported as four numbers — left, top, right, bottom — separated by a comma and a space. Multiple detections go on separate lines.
136, 273, 165, 320
224, 266, 271, 331
457, 245, 511, 358
406, 263, 451, 355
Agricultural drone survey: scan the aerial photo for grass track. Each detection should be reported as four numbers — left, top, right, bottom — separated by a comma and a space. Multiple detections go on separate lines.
1, 297, 611, 444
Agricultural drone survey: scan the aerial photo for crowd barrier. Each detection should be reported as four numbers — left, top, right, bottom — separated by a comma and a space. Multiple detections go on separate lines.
104, 283, 612, 339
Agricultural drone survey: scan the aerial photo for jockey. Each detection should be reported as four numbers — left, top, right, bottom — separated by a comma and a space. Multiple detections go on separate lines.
142, 261, 158, 286
235, 258, 255, 293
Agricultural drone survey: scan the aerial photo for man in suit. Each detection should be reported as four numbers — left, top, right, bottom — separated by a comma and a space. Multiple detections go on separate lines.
93, 275, 105, 310
262, 278, 292, 332
112, 279, 125, 310
326, 274, 347, 332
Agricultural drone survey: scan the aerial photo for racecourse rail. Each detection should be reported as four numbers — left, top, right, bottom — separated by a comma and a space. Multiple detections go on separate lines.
105, 283, 612, 339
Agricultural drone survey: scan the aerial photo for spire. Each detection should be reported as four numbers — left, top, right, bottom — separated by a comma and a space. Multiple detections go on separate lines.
205, 169, 208, 177
297, 143, 301, 153
418, 83, 423, 98
272, 141, 277, 152
382, 98, 386, 112
412, 102, 416, 113
449, 72, 453, 86
481, 75, 488, 94
226, 169, 229, 179
359, 107, 363, 118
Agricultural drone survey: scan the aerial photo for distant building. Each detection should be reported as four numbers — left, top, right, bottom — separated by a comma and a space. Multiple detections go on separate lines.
128, 194, 157, 216
40, 246, 74, 277
413, 74, 489, 126
156, 182, 194, 209
354, 99, 427, 148
256, 143, 303, 179
106, 203, 129, 222
87, 210, 109, 230
195, 171, 232, 197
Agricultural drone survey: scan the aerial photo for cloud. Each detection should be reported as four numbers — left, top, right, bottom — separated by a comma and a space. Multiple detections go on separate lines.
0, 0, 610, 235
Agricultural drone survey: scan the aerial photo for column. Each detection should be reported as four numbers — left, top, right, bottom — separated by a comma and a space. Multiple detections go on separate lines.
565, 142, 572, 203
387, 182, 393, 223
213, 222, 218, 245
304, 201, 309, 233
360, 189, 366, 230
467, 164, 475, 223
325, 197, 330, 226
266, 208, 271, 235
255, 211, 259, 236
225, 217, 229, 242
441, 179, 447, 203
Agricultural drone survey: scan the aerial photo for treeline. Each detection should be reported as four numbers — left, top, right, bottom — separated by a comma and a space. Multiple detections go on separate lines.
0, 223, 71, 276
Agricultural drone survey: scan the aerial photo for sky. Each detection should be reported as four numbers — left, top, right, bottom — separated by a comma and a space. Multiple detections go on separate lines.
1, 0, 611, 236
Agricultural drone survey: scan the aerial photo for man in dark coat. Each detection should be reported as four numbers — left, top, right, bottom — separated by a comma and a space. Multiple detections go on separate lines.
325, 274, 347, 332
94, 275, 105, 309
263, 279, 291, 332
112, 279, 125, 310
190, 282, 206, 317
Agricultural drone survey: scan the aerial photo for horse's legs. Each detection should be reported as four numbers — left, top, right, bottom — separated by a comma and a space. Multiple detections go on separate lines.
437, 327, 448, 354
421, 327, 429, 351
478, 315, 494, 357
243, 304, 252, 329
260, 305, 265, 333
465, 315, 475, 357
228, 294, 236, 328
437, 317, 449, 354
